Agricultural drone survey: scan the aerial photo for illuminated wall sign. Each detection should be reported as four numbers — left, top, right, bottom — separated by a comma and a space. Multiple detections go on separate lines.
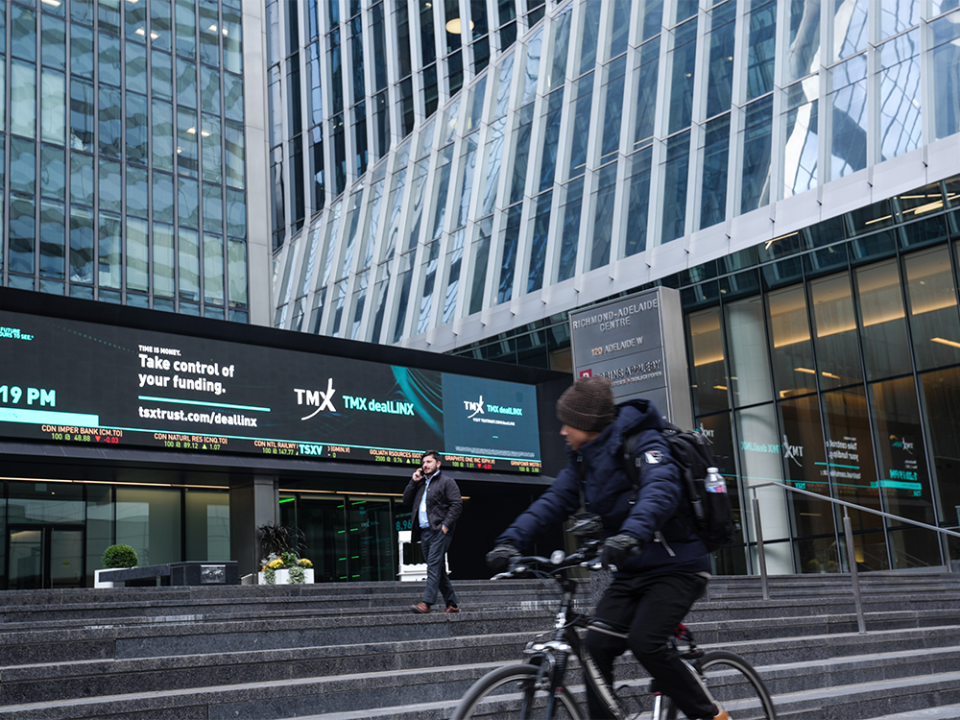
569, 288, 692, 428
0, 310, 541, 473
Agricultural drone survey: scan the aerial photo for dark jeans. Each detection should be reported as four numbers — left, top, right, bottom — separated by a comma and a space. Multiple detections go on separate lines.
583, 572, 714, 720
420, 527, 457, 607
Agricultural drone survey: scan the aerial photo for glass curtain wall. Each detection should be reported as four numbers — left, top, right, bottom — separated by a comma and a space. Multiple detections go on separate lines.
684, 211, 960, 574
0, 0, 248, 320
0, 479, 230, 589
270, 0, 960, 355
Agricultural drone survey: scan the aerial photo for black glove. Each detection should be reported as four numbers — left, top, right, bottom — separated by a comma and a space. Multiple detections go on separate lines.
486, 543, 521, 573
601, 534, 642, 570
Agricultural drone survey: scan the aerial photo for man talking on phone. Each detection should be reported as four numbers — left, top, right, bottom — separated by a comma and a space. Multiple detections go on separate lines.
404, 450, 463, 613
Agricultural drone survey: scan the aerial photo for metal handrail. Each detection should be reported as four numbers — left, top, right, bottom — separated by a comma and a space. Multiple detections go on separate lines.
746, 481, 960, 633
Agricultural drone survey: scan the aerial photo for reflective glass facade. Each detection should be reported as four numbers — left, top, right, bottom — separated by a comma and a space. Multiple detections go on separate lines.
459, 175, 960, 574
0, 0, 253, 321
0, 478, 229, 590
271, 0, 960, 351
266, 0, 960, 574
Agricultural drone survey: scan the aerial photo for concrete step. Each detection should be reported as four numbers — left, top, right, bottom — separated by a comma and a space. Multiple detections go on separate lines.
870, 706, 960, 719
0, 632, 523, 705
768, 669, 960, 719
5, 580, 960, 658
5, 621, 960, 711
2, 570, 958, 610
4, 593, 960, 644
4, 573, 960, 719
0, 580, 553, 620
0, 653, 953, 719
265, 666, 960, 720
5, 594, 960, 668
0, 663, 492, 719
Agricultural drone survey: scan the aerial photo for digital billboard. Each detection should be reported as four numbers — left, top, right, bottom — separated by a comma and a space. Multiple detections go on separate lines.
0, 310, 541, 474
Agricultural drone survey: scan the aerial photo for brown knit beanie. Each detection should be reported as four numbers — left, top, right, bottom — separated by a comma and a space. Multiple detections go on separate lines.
556, 376, 616, 432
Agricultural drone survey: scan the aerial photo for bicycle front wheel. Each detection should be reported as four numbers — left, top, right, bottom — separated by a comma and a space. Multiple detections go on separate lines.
451, 663, 584, 720
666, 650, 776, 720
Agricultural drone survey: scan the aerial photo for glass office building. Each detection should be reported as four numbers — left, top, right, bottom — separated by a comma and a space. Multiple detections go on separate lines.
269, 0, 960, 574
0, 0, 272, 590
0, 0, 269, 320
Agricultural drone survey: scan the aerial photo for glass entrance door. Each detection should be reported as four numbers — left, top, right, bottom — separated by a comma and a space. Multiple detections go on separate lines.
8, 525, 85, 589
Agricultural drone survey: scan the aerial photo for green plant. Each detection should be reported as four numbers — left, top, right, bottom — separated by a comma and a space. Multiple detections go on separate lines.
288, 566, 306, 584
263, 567, 277, 584
257, 522, 304, 561
102, 544, 138, 568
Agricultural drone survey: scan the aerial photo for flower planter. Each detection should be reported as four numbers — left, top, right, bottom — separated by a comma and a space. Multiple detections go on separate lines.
94, 568, 128, 588
257, 568, 314, 585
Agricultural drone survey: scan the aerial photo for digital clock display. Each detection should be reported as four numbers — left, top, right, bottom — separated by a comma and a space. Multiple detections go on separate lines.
0, 310, 542, 474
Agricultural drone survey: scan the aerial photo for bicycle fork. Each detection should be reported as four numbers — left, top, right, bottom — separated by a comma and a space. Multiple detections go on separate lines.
522, 580, 581, 718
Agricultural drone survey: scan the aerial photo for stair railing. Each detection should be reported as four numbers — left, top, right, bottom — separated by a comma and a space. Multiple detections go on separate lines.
747, 481, 960, 633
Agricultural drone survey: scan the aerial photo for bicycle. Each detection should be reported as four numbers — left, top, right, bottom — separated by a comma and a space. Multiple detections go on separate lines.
451, 532, 776, 720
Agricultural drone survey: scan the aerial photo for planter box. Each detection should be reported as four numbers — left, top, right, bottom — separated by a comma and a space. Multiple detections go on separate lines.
94, 568, 123, 588
95, 562, 239, 587
257, 568, 314, 585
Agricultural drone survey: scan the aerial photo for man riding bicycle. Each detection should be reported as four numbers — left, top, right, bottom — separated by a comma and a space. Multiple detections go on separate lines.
487, 376, 729, 720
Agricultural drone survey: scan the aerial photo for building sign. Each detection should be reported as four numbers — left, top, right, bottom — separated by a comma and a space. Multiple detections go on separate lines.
569, 288, 692, 427
0, 310, 541, 473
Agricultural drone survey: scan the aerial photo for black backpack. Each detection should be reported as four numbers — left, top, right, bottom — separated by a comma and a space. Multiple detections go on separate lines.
621, 423, 737, 552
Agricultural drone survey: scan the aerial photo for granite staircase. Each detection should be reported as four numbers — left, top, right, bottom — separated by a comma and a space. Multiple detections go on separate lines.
1, 572, 960, 719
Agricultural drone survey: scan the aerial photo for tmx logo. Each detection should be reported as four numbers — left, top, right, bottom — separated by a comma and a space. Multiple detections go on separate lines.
890, 435, 914, 454
782, 434, 804, 467
464, 396, 484, 419
295, 378, 337, 420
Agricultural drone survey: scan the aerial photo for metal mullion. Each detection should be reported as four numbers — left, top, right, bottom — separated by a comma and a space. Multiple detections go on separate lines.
802, 259, 850, 576
119, 2, 128, 306
894, 245, 944, 565
189, 0, 206, 316
845, 259, 889, 569
63, 16, 73, 298
143, 11, 155, 310
218, 1, 232, 319
33, 5, 43, 291
1, 3, 8, 288
92, 6, 101, 301
171, 2, 184, 313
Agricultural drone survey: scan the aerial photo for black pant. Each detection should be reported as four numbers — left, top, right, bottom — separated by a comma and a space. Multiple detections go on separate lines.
420, 527, 457, 607
583, 572, 715, 720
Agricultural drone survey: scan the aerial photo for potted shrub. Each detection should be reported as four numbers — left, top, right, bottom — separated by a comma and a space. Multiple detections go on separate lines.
95, 544, 138, 588
257, 523, 314, 584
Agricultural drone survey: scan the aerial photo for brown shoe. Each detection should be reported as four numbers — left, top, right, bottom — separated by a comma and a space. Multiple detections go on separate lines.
410, 602, 430, 614
713, 706, 730, 720
443, 604, 460, 613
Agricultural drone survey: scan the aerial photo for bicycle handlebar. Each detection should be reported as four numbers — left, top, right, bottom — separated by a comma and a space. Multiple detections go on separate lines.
490, 546, 613, 580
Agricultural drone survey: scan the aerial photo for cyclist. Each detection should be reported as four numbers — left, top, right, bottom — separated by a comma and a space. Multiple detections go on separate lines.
486, 376, 729, 720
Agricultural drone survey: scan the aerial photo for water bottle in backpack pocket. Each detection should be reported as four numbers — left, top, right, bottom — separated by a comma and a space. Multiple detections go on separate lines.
622, 427, 738, 552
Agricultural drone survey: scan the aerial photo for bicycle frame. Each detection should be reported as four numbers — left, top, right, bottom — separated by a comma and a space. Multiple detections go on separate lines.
507, 554, 714, 720
516, 563, 632, 719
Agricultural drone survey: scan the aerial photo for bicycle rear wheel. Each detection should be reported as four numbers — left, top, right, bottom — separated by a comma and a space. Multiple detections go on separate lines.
665, 650, 776, 720
451, 663, 584, 720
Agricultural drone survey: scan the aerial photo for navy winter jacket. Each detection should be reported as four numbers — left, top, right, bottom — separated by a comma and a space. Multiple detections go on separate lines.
496, 400, 710, 576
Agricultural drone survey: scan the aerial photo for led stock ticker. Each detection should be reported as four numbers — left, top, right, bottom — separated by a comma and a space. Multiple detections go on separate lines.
0, 311, 542, 474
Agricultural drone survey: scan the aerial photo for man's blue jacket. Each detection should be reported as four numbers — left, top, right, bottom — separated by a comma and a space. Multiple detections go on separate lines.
496, 399, 710, 576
